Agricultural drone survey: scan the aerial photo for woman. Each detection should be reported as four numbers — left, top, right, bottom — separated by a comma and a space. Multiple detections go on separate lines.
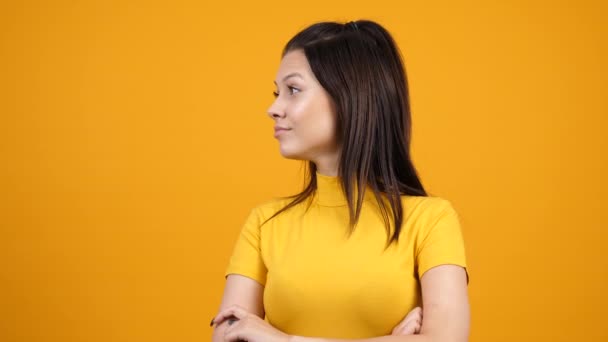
211, 20, 470, 342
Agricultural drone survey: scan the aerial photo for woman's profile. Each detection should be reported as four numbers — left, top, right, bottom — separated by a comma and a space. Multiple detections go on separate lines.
211, 19, 470, 342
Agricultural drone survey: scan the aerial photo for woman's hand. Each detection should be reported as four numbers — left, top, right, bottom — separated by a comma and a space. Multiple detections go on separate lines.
212, 304, 291, 342
211, 304, 421, 340
391, 306, 423, 335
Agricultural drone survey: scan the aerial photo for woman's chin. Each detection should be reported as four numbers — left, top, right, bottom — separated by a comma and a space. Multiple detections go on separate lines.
278, 146, 302, 160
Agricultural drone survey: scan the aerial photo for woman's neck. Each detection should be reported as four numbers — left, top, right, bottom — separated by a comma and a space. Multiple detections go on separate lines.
313, 156, 339, 177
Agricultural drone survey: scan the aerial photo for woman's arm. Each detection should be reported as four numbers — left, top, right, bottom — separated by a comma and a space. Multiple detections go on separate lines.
213, 265, 466, 342
212, 274, 265, 342
290, 265, 470, 342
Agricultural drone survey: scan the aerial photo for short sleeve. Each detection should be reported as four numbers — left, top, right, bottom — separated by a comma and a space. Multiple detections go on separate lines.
415, 199, 469, 283
224, 208, 268, 286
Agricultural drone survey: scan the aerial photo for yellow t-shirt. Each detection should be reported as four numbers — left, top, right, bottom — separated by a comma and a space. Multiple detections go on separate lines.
224, 172, 468, 339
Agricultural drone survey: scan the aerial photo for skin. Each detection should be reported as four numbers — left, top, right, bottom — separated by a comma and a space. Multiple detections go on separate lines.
211, 49, 470, 342
267, 49, 340, 176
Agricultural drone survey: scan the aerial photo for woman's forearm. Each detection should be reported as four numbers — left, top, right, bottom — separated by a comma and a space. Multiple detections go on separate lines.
211, 321, 230, 342
290, 335, 432, 342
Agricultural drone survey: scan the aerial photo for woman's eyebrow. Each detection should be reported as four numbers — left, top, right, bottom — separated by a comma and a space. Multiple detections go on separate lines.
273, 72, 304, 85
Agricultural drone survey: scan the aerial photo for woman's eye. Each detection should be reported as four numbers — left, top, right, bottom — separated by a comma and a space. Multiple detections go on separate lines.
272, 86, 299, 98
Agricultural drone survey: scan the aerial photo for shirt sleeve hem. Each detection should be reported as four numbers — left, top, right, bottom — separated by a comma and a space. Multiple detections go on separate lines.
224, 269, 267, 287
418, 261, 469, 285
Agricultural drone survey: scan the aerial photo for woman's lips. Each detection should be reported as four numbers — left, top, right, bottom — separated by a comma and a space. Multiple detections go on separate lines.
274, 127, 291, 138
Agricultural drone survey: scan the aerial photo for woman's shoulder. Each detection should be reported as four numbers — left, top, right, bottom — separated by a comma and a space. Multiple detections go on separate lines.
401, 195, 458, 218
248, 196, 301, 219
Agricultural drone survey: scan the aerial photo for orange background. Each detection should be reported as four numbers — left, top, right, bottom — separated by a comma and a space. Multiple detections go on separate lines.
1, 1, 607, 341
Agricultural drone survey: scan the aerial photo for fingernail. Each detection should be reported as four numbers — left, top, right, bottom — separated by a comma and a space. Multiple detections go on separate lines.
210, 318, 214, 326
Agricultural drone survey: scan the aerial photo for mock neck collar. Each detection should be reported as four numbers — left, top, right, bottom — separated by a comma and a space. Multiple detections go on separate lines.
314, 172, 375, 207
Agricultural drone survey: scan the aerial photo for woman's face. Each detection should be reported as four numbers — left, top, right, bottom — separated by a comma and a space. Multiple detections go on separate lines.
267, 49, 339, 164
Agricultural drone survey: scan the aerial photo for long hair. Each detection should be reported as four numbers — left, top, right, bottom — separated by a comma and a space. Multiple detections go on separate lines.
262, 20, 427, 247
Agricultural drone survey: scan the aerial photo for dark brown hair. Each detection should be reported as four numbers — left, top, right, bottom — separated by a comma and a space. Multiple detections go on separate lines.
263, 20, 427, 247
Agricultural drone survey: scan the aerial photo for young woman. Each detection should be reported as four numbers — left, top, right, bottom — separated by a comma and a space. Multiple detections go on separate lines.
211, 20, 470, 342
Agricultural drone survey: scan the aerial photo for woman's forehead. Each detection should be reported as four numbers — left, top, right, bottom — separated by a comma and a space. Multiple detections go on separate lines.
275, 50, 311, 83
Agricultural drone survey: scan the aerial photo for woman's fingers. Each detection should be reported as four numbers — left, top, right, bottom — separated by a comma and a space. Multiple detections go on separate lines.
392, 317, 421, 335
211, 305, 250, 327
404, 306, 423, 321
391, 306, 423, 335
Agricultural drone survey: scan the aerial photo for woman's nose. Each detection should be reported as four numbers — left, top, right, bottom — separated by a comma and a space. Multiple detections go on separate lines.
267, 101, 286, 119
